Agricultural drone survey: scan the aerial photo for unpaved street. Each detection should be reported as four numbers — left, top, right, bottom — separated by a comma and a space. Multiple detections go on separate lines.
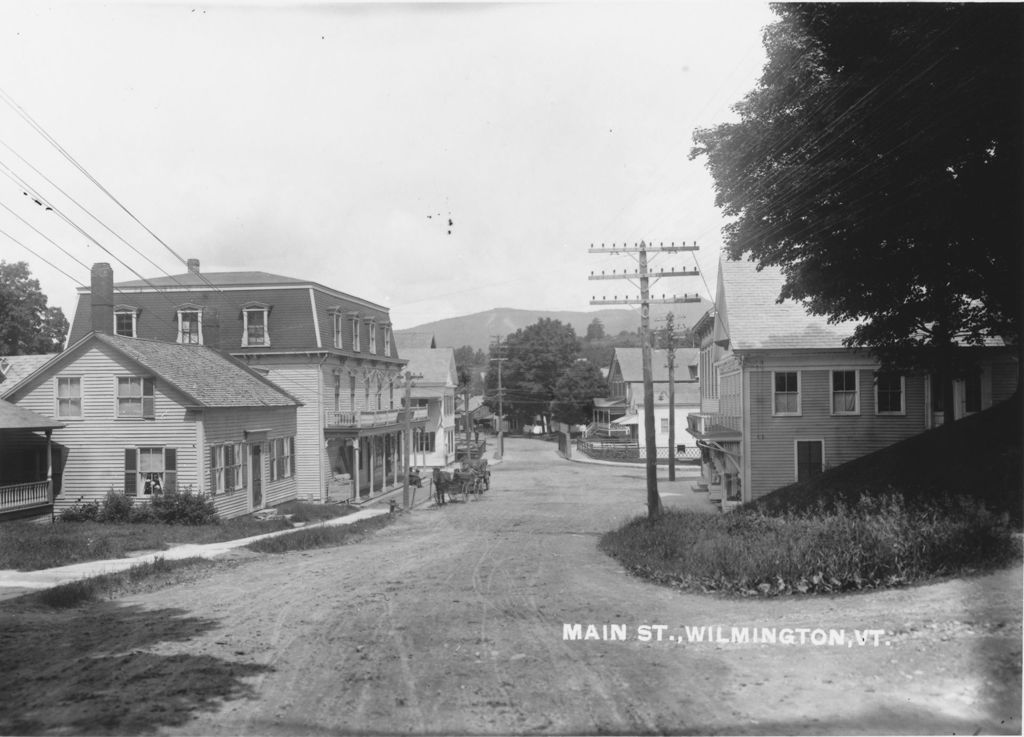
2, 437, 1021, 735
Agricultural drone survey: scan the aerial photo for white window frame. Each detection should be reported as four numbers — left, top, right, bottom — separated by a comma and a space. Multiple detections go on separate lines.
384, 325, 392, 357
210, 443, 247, 494
125, 446, 176, 496
333, 312, 344, 349
270, 436, 294, 481
351, 315, 361, 352
114, 306, 138, 338
242, 305, 270, 347
56, 376, 82, 419
772, 370, 802, 417
660, 417, 670, 433
875, 373, 906, 415
177, 306, 204, 345
830, 369, 860, 416
368, 319, 377, 354
116, 376, 155, 418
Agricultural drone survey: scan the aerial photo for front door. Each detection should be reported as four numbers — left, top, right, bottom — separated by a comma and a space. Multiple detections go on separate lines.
251, 444, 263, 509
796, 440, 823, 483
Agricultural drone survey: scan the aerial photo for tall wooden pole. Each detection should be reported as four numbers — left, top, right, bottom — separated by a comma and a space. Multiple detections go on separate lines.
638, 242, 661, 519
665, 312, 677, 482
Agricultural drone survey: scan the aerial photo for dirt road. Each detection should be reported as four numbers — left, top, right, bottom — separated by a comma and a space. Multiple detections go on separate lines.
2, 437, 1020, 735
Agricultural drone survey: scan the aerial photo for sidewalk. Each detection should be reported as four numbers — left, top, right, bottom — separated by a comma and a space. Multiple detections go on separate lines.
0, 507, 391, 600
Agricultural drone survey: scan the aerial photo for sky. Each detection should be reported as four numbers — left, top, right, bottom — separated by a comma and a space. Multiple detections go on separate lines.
0, 1, 776, 332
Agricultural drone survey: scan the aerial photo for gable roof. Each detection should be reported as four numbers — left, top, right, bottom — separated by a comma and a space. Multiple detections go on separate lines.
0, 354, 58, 394
719, 258, 860, 351
3, 333, 301, 409
610, 347, 700, 384
401, 347, 457, 386
0, 397, 64, 431
395, 332, 437, 350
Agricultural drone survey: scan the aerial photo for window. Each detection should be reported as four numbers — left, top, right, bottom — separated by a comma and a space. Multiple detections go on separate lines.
796, 440, 823, 483
964, 372, 982, 413
177, 307, 203, 344
773, 371, 800, 415
124, 447, 176, 496
364, 378, 370, 408
384, 326, 392, 357
117, 376, 155, 418
210, 443, 246, 494
334, 373, 342, 412
368, 321, 377, 354
660, 418, 670, 433
270, 437, 295, 481
876, 373, 905, 414
389, 380, 395, 410
416, 430, 436, 453
831, 370, 859, 415
349, 374, 356, 409
333, 313, 344, 349
376, 377, 383, 410
242, 306, 269, 347
351, 316, 361, 352
56, 377, 82, 418
114, 307, 138, 337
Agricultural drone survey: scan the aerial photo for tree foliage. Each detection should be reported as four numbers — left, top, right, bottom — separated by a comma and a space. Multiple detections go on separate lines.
585, 318, 606, 341
0, 261, 68, 354
551, 361, 609, 426
691, 4, 1022, 411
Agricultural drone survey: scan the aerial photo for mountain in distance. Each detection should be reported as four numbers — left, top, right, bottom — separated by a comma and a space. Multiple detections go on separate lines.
395, 300, 713, 352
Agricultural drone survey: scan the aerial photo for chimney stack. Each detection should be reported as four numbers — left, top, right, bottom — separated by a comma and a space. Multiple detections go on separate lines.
90, 263, 114, 335
187, 258, 200, 274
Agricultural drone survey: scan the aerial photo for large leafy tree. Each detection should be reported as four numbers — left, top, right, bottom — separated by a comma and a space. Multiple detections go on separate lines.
691, 4, 1022, 423
0, 261, 68, 355
485, 318, 581, 429
551, 360, 609, 426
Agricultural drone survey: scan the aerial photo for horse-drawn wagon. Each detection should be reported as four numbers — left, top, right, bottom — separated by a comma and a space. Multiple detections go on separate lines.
432, 459, 490, 505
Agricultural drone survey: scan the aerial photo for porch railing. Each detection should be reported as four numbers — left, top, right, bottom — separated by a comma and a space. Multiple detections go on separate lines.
324, 408, 428, 429
0, 480, 52, 514
686, 413, 742, 435
587, 421, 632, 438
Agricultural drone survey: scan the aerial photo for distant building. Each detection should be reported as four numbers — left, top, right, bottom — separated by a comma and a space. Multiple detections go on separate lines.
399, 346, 457, 469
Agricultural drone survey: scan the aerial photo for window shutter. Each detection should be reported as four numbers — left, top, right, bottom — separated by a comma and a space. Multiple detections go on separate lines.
164, 448, 177, 492
143, 377, 155, 418
210, 447, 217, 493
124, 448, 137, 496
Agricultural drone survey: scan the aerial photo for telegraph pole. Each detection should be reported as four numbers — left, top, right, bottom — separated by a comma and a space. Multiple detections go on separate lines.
491, 335, 505, 459
663, 313, 677, 482
589, 241, 701, 520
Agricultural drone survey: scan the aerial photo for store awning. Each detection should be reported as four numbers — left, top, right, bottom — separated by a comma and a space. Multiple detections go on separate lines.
611, 414, 638, 426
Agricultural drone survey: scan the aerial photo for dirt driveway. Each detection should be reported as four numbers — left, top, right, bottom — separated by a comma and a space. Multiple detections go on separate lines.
1, 437, 1020, 735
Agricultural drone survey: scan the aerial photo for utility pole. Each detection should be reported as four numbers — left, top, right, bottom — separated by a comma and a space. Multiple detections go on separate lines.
589, 241, 701, 520
401, 370, 423, 509
663, 313, 677, 482
491, 335, 505, 459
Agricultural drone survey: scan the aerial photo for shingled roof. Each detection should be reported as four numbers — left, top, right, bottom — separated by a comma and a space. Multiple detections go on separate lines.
0, 354, 58, 394
94, 334, 301, 407
0, 397, 64, 431
401, 347, 456, 386
612, 347, 700, 383
718, 258, 860, 351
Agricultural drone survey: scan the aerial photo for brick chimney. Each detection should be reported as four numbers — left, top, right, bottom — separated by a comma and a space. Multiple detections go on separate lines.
187, 258, 200, 274
90, 262, 114, 335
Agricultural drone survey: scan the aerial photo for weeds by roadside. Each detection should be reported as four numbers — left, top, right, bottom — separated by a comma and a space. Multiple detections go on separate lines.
246, 514, 392, 554
600, 494, 1021, 596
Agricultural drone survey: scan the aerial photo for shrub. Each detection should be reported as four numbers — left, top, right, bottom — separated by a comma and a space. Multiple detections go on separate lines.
59, 499, 100, 522
150, 488, 219, 525
97, 490, 134, 523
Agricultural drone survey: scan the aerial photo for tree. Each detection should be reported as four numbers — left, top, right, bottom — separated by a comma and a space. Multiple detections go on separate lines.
691, 4, 1023, 425
0, 261, 68, 355
453, 345, 487, 393
551, 360, 609, 426
584, 318, 606, 341
485, 318, 580, 429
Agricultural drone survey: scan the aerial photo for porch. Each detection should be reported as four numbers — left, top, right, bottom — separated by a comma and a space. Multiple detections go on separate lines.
0, 480, 53, 517
0, 402, 65, 520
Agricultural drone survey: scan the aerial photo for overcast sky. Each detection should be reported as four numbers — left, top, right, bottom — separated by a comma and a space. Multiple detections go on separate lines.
0, 1, 775, 332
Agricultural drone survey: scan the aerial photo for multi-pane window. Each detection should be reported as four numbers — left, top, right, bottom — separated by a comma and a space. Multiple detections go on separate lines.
124, 447, 176, 496
114, 308, 137, 337
384, 326, 392, 357
210, 444, 246, 494
333, 313, 344, 349
270, 437, 295, 481
243, 307, 268, 346
368, 321, 377, 354
876, 373, 904, 414
660, 417, 670, 433
831, 370, 859, 414
177, 308, 202, 344
56, 376, 82, 418
389, 380, 395, 409
376, 377, 383, 410
416, 430, 435, 453
334, 373, 342, 412
351, 317, 361, 352
117, 376, 155, 418
349, 374, 356, 409
773, 371, 800, 415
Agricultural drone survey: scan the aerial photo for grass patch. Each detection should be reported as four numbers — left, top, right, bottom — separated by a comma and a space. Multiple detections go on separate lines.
271, 500, 357, 523
30, 557, 218, 608
246, 514, 392, 554
601, 495, 1020, 596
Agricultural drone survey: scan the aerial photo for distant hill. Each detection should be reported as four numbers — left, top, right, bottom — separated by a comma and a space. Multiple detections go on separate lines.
395, 301, 713, 352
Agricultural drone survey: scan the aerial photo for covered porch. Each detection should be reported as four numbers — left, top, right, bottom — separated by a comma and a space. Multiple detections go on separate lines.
324, 409, 428, 501
0, 400, 66, 519
687, 411, 743, 509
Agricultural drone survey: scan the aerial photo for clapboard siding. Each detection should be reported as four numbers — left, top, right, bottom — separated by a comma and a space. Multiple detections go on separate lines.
11, 343, 199, 510
261, 364, 325, 500
746, 368, 928, 499
991, 359, 1019, 404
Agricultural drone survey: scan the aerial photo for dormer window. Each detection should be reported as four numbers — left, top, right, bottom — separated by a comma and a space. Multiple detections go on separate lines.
242, 304, 270, 347
350, 314, 361, 352
384, 325, 392, 357
368, 319, 377, 354
177, 305, 203, 345
114, 306, 139, 337
332, 312, 344, 349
